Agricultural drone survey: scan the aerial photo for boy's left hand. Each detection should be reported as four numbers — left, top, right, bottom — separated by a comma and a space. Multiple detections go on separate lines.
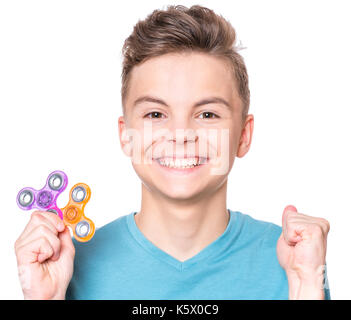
276, 205, 330, 299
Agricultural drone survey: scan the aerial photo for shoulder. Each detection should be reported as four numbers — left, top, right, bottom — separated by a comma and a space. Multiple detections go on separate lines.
71, 212, 132, 256
230, 210, 282, 248
93, 213, 129, 239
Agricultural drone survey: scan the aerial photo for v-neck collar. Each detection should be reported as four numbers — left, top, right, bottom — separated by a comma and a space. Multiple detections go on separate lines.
126, 209, 238, 271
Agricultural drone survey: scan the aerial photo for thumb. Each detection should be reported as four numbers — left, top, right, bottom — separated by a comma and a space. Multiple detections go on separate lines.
282, 205, 301, 246
58, 227, 75, 260
282, 204, 298, 227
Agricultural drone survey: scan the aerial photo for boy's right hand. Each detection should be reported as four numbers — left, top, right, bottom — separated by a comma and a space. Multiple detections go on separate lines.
14, 211, 75, 300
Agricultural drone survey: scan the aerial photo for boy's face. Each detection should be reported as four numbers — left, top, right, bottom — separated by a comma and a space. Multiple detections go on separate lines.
119, 52, 253, 201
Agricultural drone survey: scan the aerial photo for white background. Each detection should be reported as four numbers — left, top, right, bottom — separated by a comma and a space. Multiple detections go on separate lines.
0, 0, 350, 299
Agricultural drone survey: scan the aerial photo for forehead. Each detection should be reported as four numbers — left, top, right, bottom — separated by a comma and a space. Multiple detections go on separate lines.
126, 52, 239, 107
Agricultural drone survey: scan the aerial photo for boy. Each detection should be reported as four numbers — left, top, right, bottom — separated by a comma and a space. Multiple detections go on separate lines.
14, 5, 330, 299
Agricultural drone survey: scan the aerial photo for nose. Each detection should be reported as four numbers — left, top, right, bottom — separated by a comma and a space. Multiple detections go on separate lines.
161, 116, 198, 158
166, 115, 198, 144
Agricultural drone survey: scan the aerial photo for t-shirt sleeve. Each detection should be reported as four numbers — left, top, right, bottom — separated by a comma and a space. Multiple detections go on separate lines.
65, 278, 75, 300
323, 263, 331, 300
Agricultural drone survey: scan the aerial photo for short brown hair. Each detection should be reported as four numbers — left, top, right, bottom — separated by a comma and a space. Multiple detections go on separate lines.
121, 4, 250, 122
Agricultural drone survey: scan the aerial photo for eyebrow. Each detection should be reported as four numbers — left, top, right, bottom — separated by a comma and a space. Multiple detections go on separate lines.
133, 95, 232, 109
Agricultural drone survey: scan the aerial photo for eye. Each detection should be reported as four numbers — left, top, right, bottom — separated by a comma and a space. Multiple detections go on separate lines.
198, 111, 219, 119
144, 111, 165, 119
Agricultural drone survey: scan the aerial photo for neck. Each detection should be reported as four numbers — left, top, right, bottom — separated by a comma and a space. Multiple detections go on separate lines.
134, 181, 230, 262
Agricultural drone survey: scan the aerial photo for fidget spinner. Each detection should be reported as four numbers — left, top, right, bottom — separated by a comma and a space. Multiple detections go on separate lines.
61, 183, 95, 242
16, 170, 95, 242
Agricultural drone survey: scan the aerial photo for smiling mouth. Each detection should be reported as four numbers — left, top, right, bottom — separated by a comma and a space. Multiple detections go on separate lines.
153, 156, 208, 169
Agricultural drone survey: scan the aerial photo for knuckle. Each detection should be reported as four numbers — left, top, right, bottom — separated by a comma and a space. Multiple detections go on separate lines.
31, 210, 41, 217
38, 236, 49, 247
35, 224, 51, 237
37, 236, 45, 245
42, 210, 55, 221
320, 218, 330, 233
287, 211, 297, 219
310, 223, 324, 236
30, 211, 43, 223
37, 224, 47, 233
46, 210, 60, 222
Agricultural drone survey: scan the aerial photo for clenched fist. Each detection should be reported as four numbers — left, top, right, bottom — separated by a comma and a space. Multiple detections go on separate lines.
14, 211, 75, 300
277, 205, 330, 299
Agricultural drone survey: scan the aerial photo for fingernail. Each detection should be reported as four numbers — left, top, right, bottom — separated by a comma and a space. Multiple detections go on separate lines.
58, 221, 65, 231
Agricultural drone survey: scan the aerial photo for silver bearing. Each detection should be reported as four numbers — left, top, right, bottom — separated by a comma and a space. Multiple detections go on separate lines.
48, 173, 64, 191
75, 221, 90, 238
18, 190, 34, 207
71, 186, 86, 203
47, 209, 58, 215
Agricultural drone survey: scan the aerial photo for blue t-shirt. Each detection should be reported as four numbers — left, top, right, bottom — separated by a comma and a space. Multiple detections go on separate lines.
66, 209, 330, 299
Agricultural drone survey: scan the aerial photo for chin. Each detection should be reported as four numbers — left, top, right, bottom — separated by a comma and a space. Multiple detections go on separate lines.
158, 183, 208, 202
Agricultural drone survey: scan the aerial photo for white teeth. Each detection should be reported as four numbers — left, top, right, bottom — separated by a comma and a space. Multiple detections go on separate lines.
156, 157, 205, 168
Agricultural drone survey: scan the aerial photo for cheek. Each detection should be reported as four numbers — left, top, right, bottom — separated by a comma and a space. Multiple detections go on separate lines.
207, 128, 236, 158
206, 129, 236, 175
126, 126, 154, 163
140, 126, 170, 160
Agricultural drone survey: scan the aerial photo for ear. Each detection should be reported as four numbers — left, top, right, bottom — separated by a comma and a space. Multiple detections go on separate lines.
118, 115, 132, 157
237, 114, 254, 158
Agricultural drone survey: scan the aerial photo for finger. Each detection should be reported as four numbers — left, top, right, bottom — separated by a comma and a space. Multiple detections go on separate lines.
285, 216, 330, 235
19, 213, 58, 241
17, 211, 65, 242
58, 227, 75, 260
35, 210, 65, 232
16, 236, 55, 265
282, 205, 298, 236
16, 225, 62, 262
283, 218, 329, 245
